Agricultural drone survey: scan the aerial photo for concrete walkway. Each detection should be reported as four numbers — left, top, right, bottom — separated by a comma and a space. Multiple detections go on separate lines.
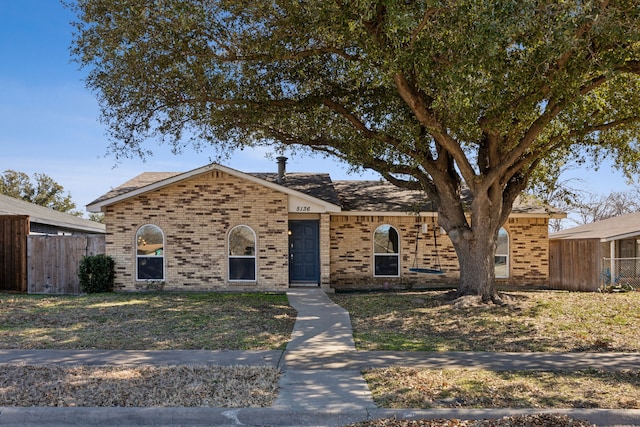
272, 289, 375, 413
1, 288, 639, 426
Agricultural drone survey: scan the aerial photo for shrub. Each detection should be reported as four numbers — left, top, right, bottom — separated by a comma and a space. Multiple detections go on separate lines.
78, 254, 115, 293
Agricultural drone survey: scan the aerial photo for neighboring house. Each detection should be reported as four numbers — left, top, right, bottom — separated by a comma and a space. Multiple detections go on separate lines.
0, 194, 106, 293
549, 212, 640, 291
0, 193, 105, 235
87, 160, 562, 292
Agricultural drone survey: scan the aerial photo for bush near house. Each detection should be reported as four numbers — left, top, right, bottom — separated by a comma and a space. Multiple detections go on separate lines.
78, 254, 114, 293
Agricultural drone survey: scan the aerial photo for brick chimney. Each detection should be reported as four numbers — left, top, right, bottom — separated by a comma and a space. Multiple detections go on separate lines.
276, 156, 287, 184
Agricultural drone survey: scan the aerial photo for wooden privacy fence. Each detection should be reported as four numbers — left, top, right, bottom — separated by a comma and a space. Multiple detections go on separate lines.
27, 234, 106, 294
549, 238, 602, 291
0, 215, 29, 293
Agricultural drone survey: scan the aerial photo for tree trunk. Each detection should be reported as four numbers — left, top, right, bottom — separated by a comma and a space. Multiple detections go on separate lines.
438, 185, 505, 304
453, 229, 500, 303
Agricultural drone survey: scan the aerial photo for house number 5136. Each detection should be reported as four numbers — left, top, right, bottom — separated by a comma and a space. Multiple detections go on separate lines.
296, 206, 311, 212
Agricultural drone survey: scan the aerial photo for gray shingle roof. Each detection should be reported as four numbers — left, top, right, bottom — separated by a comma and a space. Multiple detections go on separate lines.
332, 180, 431, 212
0, 194, 105, 234
249, 173, 341, 206
87, 165, 561, 216
550, 212, 640, 241
88, 172, 181, 206
332, 180, 559, 215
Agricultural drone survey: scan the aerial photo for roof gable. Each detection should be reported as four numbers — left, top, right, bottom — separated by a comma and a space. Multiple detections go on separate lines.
249, 173, 340, 206
87, 163, 341, 213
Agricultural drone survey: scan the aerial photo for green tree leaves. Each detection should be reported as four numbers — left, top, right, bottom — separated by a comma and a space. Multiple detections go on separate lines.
68, 0, 640, 298
0, 170, 81, 216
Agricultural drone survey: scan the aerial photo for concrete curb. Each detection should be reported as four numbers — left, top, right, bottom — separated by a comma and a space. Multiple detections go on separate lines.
1, 407, 639, 427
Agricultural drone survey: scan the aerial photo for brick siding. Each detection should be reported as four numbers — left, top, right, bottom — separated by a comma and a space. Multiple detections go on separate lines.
329, 214, 549, 291
105, 170, 289, 291
104, 171, 550, 292
504, 217, 550, 286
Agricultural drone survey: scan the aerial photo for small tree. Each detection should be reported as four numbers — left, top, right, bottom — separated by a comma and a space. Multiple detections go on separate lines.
88, 213, 105, 224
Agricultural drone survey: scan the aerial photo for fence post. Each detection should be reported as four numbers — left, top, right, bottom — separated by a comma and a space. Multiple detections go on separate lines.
610, 241, 615, 284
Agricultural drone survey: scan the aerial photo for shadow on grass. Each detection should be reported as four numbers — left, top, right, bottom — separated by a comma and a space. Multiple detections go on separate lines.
330, 290, 640, 353
0, 292, 296, 350
365, 367, 640, 409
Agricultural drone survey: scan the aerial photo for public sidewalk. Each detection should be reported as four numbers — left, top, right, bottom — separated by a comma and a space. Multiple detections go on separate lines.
0, 288, 639, 426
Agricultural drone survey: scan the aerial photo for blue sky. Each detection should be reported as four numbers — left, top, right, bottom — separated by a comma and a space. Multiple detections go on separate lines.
0, 1, 634, 215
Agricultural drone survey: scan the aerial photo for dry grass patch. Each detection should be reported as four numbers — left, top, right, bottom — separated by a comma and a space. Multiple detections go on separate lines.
345, 414, 595, 427
0, 292, 295, 350
0, 365, 279, 407
364, 367, 640, 409
331, 290, 640, 352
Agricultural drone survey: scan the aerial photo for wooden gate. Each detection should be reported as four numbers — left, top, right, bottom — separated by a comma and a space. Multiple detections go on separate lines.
27, 234, 105, 294
0, 216, 29, 292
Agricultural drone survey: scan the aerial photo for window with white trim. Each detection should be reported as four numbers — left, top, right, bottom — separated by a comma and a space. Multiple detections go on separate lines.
136, 224, 165, 280
495, 227, 509, 278
373, 224, 400, 276
228, 225, 256, 281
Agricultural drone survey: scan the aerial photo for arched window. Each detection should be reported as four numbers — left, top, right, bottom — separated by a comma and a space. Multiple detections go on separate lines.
373, 224, 400, 277
228, 225, 256, 281
495, 227, 509, 278
136, 224, 164, 281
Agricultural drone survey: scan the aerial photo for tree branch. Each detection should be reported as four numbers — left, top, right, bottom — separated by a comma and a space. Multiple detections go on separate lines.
409, 8, 438, 48
619, 60, 640, 74
549, 116, 640, 146
393, 73, 477, 187
320, 97, 432, 166
485, 67, 616, 191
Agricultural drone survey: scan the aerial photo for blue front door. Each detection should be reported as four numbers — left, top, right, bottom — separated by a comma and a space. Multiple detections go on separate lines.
288, 220, 320, 284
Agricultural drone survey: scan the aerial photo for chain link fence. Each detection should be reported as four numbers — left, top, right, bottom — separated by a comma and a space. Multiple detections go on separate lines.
600, 258, 640, 291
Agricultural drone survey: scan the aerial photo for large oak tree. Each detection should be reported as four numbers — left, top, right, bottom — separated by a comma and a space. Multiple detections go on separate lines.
70, 0, 640, 302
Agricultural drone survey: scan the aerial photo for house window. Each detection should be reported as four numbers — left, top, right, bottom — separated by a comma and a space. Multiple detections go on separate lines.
374, 224, 399, 276
136, 224, 164, 281
229, 225, 256, 281
495, 227, 509, 278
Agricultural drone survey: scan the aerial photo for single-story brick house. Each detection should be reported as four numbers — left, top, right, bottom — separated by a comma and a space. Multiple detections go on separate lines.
87, 160, 562, 292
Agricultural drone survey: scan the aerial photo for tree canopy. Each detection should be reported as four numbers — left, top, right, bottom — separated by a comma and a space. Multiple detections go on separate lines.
70, 0, 640, 301
0, 170, 81, 216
